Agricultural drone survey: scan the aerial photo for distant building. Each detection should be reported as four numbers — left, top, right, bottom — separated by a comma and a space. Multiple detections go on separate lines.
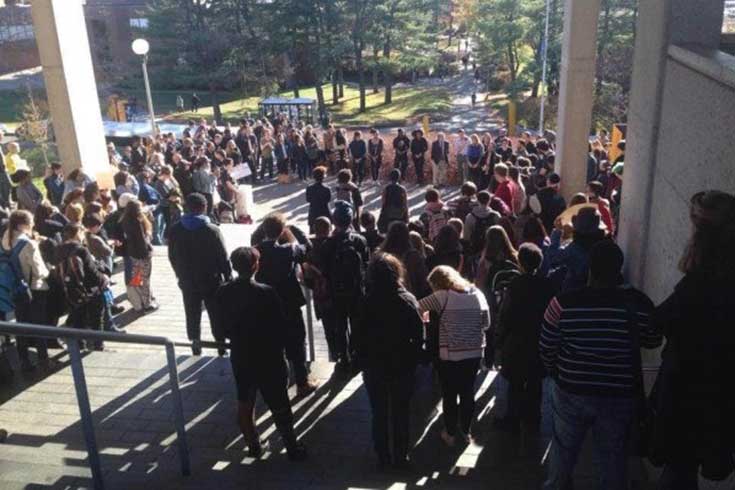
0, 0, 148, 76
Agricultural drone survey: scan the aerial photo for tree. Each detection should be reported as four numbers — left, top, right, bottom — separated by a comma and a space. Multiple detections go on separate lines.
21, 83, 50, 169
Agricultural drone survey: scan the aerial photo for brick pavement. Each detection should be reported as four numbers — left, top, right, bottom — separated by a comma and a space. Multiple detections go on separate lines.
0, 179, 676, 489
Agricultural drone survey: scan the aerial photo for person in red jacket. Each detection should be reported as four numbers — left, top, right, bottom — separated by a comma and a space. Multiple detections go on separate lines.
493, 163, 515, 211
587, 181, 615, 235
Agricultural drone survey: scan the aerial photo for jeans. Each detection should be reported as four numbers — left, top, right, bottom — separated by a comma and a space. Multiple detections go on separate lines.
333, 304, 361, 363
544, 382, 635, 490
284, 306, 308, 385
370, 157, 381, 182
354, 158, 366, 185
260, 156, 274, 180
363, 368, 415, 463
396, 154, 408, 180
181, 286, 224, 342
438, 358, 480, 436
152, 207, 166, 245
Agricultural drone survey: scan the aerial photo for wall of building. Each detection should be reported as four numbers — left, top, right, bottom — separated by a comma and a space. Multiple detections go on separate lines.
640, 49, 735, 303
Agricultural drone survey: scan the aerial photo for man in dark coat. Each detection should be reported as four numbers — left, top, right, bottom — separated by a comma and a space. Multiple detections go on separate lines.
217, 246, 307, 461
255, 213, 317, 396
167, 193, 231, 355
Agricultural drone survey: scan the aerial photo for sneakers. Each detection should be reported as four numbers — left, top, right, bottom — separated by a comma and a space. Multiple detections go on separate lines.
296, 381, 318, 397
110, 304, 125, 315
143, 302, 160, 313
247, 439, 267, 459
440, 429, 456, 447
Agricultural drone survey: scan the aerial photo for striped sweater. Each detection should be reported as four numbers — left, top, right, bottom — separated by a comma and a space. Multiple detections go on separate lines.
419, 288, 490, 361
539, 286, 662, 397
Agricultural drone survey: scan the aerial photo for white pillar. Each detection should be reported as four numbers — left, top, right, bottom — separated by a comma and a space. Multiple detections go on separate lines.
31, 0, 113, 188
555, 0, 601, 199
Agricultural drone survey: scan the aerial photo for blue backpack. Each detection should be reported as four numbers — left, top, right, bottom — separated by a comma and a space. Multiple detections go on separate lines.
0, 239, 30, 313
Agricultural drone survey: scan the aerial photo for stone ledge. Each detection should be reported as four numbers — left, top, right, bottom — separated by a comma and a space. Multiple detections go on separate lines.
668, 43, 735, 89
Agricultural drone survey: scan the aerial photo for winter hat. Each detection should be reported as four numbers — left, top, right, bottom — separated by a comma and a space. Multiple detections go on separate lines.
332, 200, 353, 228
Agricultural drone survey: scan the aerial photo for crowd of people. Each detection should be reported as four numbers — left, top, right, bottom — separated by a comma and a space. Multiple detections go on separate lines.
0, 117, 733, 489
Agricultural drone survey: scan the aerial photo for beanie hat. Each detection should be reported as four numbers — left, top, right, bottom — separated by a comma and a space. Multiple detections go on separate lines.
332, 200, 353, 227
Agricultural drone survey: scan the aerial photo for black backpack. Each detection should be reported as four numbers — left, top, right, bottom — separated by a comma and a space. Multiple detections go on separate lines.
469, 211, 496, 255
331, 236, 364, 302
489, 263, 521, 323
57, 253, 98, 308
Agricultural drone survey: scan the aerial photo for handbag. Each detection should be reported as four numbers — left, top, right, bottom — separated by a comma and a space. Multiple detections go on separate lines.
421, 295, 448, 364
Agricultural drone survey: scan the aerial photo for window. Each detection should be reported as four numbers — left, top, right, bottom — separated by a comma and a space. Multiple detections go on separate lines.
129, 18, 149, 30
0, 23, 34, 42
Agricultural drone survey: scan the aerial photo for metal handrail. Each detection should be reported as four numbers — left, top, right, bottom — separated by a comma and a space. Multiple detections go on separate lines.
0, 321, 191, 490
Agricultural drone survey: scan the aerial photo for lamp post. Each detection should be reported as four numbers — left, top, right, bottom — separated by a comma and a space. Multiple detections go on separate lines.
131, 38, 157, 135
538, 0, 551, 135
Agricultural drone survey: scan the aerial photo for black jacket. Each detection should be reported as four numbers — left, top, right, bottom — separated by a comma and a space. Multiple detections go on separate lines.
217, 278, 288, 373
167, 214, 231, 292
431, 140, 450, 164
306, 182, 331, 226
55, 241, 109, 295
355, 288, 423, 373
255, 240, 307, 309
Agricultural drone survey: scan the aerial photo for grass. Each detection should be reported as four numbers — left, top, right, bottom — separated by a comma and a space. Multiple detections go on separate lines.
1, 83, 452, 130
170, 84, 452, 127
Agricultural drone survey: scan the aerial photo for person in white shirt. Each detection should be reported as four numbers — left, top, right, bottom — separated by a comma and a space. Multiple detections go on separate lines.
419, 265, 490, 447
454, 129, 470, 184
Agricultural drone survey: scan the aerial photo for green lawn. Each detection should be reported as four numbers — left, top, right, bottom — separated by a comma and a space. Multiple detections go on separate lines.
1, 83, 451, 130
170, 84, 452, 127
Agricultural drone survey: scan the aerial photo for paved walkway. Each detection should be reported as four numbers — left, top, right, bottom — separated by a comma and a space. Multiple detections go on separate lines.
0, 179, 678, 490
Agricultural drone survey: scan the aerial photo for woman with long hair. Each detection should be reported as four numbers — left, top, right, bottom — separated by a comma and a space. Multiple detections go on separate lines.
356, 253, 424, 469
1, 210, 52, 370
419, 265, 489, 446
428, 224, 464, 273
380, 221, 431, 299
120, 200, 157, 313
652, 190, 735, 489
476, 225, 519, 291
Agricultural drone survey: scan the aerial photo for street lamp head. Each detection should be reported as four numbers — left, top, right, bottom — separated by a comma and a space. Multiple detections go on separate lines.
131, 38, 150, 56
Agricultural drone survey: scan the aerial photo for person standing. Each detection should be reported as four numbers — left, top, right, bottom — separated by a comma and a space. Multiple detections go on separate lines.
431, 132, 450, 188
410, 130, 428, 186
367, 128, 384, 184
393, 129, 410, 179
0, 128, 12, 208
191, 93, 200, 113
259, 129, 275, 181
349, 131, 368, 186
419, 266, 490, 446
454, 129, 470, 185
651, 191, 735, 490
176, 95, 185, 112
255, 213, 318, 396
274, 133, 291, 184
540, 240, 662, 490
305, 166, 331, 233
43, 163, 65, 208
377, 169, 409, 234
168, 193, 231, 356
355, 253, 423, 469
318, 201, 370, 373
217, 247, 307, 461
120, 200, 157, 313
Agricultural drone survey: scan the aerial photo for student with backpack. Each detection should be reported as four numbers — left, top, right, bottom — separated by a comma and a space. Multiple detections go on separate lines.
216, 247, 307, 461
0, 210, 51, 370
56, 223, 109, 350
475, 225, 520, 368
318, 201, 370, 374
420, 188, 450, 243
448, 182, 478, 223
255, 213, 318, 396
494, 243, 555, 432
463, 191, 501, 277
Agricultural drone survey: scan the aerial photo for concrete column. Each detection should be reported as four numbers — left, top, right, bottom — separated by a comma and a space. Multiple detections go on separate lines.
618, 0, 725, 288
555, 0, 601, 198
31, 0, 113, 188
